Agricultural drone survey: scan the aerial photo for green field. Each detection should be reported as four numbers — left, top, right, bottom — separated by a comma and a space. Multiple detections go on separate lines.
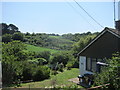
20, 68, 82, 88
26, 44, 59, 53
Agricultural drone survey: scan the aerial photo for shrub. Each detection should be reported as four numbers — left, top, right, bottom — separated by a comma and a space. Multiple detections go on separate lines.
21, 62, 35, 81
93, 53, 120, 89
32, 66, 50, 81
12, 32, 24, 41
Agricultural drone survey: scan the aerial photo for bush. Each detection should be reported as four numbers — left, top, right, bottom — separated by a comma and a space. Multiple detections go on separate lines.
12, 32, 24, 41
33, 66, 50, 81
34, 51, 51, 63
50, 52, 70, 66
93, 53, 120, 89
66, 61, 74, 70
2, 34, 12, 43
51, 70, 58, 75
21, 62, 35, 81
66, 58, 79, 70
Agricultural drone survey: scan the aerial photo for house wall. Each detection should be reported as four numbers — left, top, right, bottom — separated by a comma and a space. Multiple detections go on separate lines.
79, 56, 94, 76
0, 61, 2, 88
79, 56, 86, 76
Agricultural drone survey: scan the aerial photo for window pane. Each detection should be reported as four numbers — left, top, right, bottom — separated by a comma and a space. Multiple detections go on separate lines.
92, 58, 96, 72
97, 59, 102, 62
86, 58, 91, 71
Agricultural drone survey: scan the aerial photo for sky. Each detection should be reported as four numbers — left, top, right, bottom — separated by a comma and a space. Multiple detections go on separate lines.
1, 1, 119, 34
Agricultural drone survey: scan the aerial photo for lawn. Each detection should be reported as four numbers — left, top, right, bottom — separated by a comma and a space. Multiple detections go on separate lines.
26, 44, 58, 53
20, 68, 83, 88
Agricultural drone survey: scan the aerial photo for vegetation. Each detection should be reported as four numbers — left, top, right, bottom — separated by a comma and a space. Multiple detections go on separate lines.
1, 23, 99, 88
26, 44, 58, 53
20, 68, 82, 88
2, 41, 50, 86
93, 53, 120, 89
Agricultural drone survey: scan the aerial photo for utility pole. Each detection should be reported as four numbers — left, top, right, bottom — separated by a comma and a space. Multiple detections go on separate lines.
114, 0, 116, 28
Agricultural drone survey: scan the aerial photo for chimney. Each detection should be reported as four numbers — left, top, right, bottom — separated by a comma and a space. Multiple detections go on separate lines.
115, 1, 120, 30
115, 20, 120, 30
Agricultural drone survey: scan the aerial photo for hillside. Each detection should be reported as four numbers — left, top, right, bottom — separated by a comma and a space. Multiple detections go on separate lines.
26, 44, 59, 53
24, 34, 74, 50
2, 23, 99, 88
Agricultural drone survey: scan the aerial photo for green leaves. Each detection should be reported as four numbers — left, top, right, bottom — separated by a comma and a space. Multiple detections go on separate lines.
94, 53, 120, 89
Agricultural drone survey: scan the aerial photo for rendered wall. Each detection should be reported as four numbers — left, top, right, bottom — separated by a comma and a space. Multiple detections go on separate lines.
79, 56, 86, 76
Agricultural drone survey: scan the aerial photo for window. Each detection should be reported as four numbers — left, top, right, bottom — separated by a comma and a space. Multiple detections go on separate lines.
97, 59, 102, 62
86, 58, 91, 71
91, 58, 96, 72
86, 57, 97, 72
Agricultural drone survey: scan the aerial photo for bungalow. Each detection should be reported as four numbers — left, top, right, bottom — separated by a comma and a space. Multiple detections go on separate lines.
78, 20, 120, 86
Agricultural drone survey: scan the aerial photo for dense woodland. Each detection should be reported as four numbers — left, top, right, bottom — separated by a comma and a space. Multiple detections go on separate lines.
1, 23, 99, 86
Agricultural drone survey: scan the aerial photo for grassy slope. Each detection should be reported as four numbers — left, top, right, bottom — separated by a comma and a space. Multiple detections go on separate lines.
20, 68, 82, 88
26, 44, 58, 53
49, 36, 74, 43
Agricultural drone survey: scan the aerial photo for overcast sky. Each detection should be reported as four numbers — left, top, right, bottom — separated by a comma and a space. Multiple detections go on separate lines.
2, 1, 119, 34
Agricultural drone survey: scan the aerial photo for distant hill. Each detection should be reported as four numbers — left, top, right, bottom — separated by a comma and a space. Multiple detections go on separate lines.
26, 44, 59, 54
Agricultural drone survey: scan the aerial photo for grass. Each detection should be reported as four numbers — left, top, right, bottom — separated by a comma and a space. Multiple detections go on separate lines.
26, 44, 58, 53
19, 68, 83, 88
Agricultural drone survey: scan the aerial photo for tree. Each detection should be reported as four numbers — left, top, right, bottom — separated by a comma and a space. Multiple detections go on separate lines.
2, 41, 27, 86
21, 61, 35, 81
32, 66, 50, 81
1, 23, 19, 35
8, 24, 19, 34
72, 36, 94, 57
2, 55, 23, 86
2, 34, 12, 43
12, 32, 24, 41
35, 51, 51, 62
94, 53, 120, 89
0, 23, 9, 35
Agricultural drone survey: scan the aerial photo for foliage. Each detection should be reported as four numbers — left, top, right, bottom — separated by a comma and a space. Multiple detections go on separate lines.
21, 61, 35, 81
50, 52, 70, 67
66, 61, 74, 70
34, 51, 51, 62
2, 41, 27, 61
32, 66, 50, 81
28, 58, 47, 65
93, 53, 120, 89
2, 41, 27, 86
72, 35, 96, 57
2, 34, 12, 43
1, 23, 19, 35
2, 41, 51, 86
66, 58, 79, 70
20, 68, 81, 88
12, 32, 24, 41
2, 56, 23, 86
